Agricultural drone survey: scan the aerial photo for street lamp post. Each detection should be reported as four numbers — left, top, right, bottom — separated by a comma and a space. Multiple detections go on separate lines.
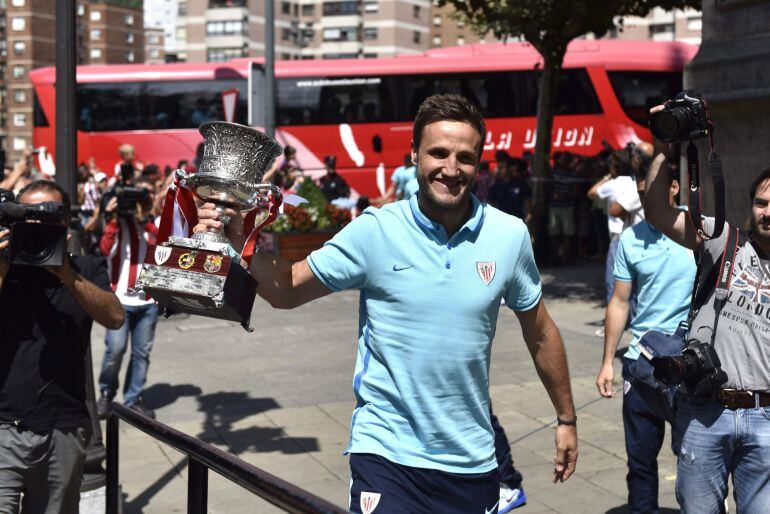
265, 0, 276, 137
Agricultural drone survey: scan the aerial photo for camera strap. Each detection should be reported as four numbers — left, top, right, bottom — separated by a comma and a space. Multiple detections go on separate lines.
708, 226, 741, 345
686, 141, 726, 241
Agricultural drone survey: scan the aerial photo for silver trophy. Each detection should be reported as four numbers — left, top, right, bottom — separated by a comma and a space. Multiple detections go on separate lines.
137, 122, 282, 330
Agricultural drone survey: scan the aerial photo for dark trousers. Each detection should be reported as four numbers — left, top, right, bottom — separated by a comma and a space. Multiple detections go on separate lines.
491, 407, 523, 489
622, 358, 666, 514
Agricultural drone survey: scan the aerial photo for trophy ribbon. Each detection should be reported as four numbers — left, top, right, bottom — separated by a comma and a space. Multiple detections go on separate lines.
241, 188, 282, 265
157, 175, 199, 243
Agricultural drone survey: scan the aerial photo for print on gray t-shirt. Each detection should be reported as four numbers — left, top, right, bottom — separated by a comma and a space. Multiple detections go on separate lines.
689, 218, 770, 390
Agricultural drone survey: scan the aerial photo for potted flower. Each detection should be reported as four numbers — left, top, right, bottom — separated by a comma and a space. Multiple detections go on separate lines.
263, 180, 352, 262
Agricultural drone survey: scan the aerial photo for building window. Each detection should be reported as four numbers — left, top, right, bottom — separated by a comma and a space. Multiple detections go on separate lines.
281, 27, 291, 40
90, 48, 102, 59
363, 1, 378, 13
90, 10, 102, 21
293, 4, 299, 16
413, 5, 420, 18
207, 47, 246, 62
125, 14, 134, 26
13, 41, 25, 55
90, 29, 101, 40
433, 15, 441, 27
323, 26, 358, 42
177, 27, 187, 41
13, 89, 26, 103
13, 113, 26, 127
302, 4, 315, 15
457, 36, 465, 45
12, 0, 25, 6
12, 65, 25, 78
432, 35, 441, 46
322, 1, 359, 16
363, 53, 377, 58
150, 49, 160, 59
281, 1, 291, 14
13, 138, 27, 151
149, 34, 160, 44
413, 31, 420, 44
178, 1, 187, 15
364, 27, 377, 40
206, 20, 247, 36
126, 51, 135, 62
126, 33, 135, 44
11, 17, 25, 31
77, 4, 84, 15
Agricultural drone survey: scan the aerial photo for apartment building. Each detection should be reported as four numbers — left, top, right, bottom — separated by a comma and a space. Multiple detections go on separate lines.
176, 0, 429, 62
0, 0, 144, 160
144, 0, 179, 57
145, 26, 166, 63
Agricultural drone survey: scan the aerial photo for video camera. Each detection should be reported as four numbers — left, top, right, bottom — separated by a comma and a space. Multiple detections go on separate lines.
111, 163, 150, 217
649, 91, 711, 144
0, 194, 68, 267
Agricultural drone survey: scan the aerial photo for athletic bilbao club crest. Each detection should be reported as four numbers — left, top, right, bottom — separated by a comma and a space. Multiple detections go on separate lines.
360, 492, 381, 514
203, 254, 223, 273
154, 245, 171, 265
477, 261, 496, 285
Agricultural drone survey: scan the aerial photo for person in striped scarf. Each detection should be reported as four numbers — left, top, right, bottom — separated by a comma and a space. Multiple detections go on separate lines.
97, 180, 159, 419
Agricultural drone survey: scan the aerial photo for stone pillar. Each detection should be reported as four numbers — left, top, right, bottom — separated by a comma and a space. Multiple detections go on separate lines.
685, 0, 770, 226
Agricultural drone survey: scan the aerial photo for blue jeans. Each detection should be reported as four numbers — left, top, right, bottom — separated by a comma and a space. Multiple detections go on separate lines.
674, 396, 770, 513
622, 358, 666, 514
99, 303, 158, 406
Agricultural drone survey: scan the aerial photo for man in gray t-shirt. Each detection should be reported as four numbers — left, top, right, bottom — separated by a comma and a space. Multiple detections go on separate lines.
644, 154, 770, 514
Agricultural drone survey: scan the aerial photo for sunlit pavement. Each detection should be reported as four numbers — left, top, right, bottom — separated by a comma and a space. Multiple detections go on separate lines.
92, 263, 735, 513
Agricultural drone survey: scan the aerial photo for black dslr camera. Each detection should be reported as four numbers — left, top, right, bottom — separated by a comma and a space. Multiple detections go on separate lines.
0, 196, 68, 267
651, 339, 728, 397
110, 163, 149, 217
649, 91, 711, 143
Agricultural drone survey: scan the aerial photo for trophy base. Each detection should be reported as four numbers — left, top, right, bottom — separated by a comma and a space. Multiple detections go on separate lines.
137, 239, 257, 331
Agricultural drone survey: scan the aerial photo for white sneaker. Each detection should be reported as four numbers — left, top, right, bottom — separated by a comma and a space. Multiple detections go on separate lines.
499, 485, 526, 513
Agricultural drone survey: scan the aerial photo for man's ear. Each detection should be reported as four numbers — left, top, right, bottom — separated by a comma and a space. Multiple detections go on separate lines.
410, 142, 417, 166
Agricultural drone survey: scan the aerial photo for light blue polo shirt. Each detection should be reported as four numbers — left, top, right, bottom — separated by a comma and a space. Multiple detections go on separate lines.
307, 194, 541, 473
391, 164, 416, 199
614, 220, 696, 360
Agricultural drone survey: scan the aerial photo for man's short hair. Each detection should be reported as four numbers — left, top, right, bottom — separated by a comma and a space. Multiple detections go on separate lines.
413, 94, 486, 158
17, 180, 71, 220
750, 166, 770, 200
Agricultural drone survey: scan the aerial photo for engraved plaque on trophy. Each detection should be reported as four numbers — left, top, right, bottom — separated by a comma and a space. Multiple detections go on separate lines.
136, 122, 282, 330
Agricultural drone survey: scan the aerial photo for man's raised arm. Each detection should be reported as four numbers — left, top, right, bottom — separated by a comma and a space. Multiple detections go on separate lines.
194, 202, 331, 309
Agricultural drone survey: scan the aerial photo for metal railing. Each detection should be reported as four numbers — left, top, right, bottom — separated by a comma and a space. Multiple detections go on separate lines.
106, 403, 349, 514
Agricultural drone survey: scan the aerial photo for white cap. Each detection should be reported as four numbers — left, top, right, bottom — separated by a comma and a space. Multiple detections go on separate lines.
94, 171, 107, 183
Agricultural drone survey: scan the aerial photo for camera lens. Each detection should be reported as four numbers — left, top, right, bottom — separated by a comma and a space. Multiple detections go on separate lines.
649, 107, 694, 143
21, 235, 54, 264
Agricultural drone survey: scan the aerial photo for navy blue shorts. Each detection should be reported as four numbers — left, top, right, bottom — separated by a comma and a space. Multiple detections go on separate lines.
349, 453, 499, 514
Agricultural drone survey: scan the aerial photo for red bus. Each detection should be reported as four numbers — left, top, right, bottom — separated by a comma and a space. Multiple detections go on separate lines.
30, 39, 696, 198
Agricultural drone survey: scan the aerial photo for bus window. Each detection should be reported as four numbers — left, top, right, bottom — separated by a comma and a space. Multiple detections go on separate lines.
277, 76, 399, 125
607, 71, 682, 126
77, 79, 248, 131
402, 69, 600, 120
34, 92, 49, 127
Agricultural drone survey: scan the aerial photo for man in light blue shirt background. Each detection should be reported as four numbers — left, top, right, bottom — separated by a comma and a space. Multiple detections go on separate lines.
596, 166, 696, 514
196, 94, 578, 514
386, 154, 417, 201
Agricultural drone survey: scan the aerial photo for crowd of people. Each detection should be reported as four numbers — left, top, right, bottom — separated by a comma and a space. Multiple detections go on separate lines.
1, 90, 769, 514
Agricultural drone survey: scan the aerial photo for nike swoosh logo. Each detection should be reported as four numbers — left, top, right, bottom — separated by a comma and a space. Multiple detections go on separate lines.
392, 264, 414, 272
485, 500, 500, 514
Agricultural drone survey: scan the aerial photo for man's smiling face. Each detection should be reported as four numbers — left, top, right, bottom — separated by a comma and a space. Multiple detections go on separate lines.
412, 120, 481, 212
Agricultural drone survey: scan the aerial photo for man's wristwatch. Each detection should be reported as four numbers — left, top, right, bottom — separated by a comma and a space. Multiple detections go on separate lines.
557, 417, 577, 426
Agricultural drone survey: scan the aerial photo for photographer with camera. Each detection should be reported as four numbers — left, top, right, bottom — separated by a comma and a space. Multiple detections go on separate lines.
0, 180, 124, 513
97, 175, 159, 419
644, 92, 770, 513
595, 164, 695, 514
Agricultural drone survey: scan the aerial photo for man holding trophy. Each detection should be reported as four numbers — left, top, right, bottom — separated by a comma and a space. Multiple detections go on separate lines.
192, 95, 578, 513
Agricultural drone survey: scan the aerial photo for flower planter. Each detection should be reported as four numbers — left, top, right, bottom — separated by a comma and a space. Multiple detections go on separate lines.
267, 230, 337, 262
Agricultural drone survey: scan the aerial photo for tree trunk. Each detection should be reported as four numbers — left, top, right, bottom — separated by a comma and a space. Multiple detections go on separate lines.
529, 49, 565, 255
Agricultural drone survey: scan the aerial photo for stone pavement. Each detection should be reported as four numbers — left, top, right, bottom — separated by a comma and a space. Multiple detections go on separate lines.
90, 263, 734, 513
